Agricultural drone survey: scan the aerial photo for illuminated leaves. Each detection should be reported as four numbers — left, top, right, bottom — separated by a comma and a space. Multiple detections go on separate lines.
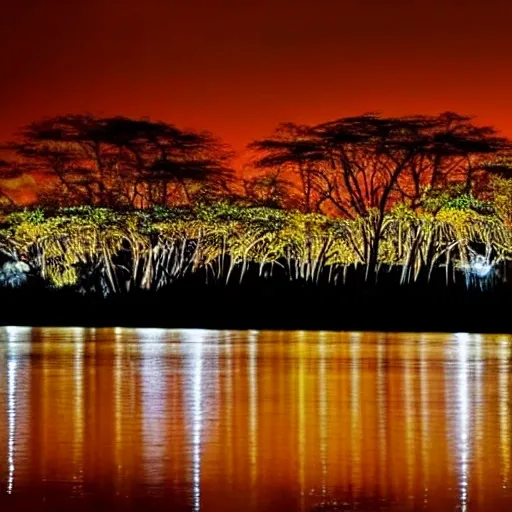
0, 203, 511, 291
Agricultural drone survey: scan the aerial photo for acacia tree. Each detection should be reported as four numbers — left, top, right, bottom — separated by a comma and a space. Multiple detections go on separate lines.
248, 123, 328, 213
250, 112, 509, 279
145, 128, 235, 206
395, 112, 509, 204
242, 167, 300, 209
8, 115, 235, 208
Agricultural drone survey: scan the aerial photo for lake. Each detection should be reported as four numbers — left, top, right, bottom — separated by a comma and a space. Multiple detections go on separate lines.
0, 328, 510, 511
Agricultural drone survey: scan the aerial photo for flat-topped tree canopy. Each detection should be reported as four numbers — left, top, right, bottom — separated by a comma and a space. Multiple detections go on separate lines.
7, 114, 235, 209
249, 112, 510, 279
249, 112, 510, 218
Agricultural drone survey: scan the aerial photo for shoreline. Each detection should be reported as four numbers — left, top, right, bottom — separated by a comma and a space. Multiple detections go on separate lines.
0, 284, 510, 334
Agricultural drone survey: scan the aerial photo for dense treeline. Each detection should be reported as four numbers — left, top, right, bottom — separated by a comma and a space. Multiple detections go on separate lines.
0, 199, 510, 294
1, 111, 512, 293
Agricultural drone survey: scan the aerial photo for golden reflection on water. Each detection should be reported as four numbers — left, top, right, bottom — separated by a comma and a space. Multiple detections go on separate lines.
0, 328, 511, 512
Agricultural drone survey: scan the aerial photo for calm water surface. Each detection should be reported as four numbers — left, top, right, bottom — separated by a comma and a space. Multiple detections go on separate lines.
0, 328, 511, 511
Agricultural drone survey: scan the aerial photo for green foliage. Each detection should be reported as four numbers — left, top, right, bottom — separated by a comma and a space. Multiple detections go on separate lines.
421, 185, 493, 215
490, 175, 512, 225
8, 208, 46, 225
0, 203, 510, 292
58, 206, 119, 225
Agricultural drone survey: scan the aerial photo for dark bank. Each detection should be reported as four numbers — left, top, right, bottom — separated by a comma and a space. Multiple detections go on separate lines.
0, 276, 509, 333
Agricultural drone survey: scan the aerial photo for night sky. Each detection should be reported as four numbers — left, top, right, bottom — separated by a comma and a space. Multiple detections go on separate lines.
1, 0, 512, 156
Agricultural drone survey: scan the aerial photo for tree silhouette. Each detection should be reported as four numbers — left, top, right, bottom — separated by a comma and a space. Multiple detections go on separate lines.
248, 123, 327, 213
9, 115, 235, 208
250, 112, 509, 279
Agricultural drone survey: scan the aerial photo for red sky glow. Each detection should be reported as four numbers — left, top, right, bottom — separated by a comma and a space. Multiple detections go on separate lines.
1, 0, 511, 163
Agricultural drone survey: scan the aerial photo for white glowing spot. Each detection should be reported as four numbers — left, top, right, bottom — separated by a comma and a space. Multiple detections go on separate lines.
471, 257, 492, 277
4, 326, 31, 340
0, 261, 30, 287
190, 329, 212, 338
136, 328, 169, 342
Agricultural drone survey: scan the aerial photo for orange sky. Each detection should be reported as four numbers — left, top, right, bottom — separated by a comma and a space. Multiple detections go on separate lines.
1, 0, 512, 162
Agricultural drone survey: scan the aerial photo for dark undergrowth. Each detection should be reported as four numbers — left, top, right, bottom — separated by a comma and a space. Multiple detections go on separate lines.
0, 273, 509, 333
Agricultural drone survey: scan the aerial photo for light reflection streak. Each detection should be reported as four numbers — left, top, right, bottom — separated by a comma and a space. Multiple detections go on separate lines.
138, 328, 168, 489
40, 329, 51, 483
4, 326, 31, 338
419, 334, 430, 505
7, 358, 16, 494
376, 334, 387, 495
498, 337, 510, 487
297, 335, 306, 512
455, 333, 470, 512
192, 335, 203, 512
248, 331, 258, 502
5, 326, 28, 495
404, 340, 414, 500
224, 337, 233, 488
72, 328, 85, 492
473, 334, 484, 507
350, 332, 361, 496
319, 334, 327, 496
114, 328, 123, 488
182, 330, 207, 512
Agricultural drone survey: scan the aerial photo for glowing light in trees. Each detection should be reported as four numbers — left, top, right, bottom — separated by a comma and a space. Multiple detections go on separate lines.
0, 261, 30, 288
470, 256, 492, 278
